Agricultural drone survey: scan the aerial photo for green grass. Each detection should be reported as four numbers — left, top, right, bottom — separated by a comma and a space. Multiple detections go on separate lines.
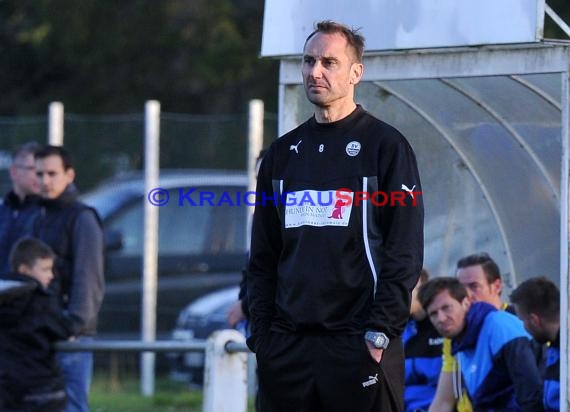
90, 374, 202, 412
90, 373, 255, 412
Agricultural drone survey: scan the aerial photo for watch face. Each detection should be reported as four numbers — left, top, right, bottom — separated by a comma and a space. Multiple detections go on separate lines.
366, 332, 389, 349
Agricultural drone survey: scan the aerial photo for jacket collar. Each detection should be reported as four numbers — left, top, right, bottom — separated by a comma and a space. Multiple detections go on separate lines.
3, 190, 41, 209
452, 302, 497, 354
40, 184, 79, 210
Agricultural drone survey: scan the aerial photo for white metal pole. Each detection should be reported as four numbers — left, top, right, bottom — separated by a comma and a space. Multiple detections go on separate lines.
48, 102, 64, 146
560, 71, 569, 412
545, 3, 570, 39
246, 99, 264, 248
203, 330, 248, 412
141, 100, 160, 397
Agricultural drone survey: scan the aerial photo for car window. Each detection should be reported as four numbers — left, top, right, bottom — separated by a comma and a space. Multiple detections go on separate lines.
108, 199, 143, 255
159, 195, 209, 254
106, 186, 247, 256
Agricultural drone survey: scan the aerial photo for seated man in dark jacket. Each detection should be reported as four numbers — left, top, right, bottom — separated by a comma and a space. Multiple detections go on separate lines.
403, 269, 443, 412
418, 277, 543, 412
0, 237, 71, 411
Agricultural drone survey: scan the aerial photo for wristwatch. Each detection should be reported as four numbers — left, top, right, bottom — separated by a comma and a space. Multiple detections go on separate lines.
364, 331, 390, 350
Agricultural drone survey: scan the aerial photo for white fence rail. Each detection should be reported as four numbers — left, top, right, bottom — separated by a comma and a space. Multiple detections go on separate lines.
56, 329, 249, 412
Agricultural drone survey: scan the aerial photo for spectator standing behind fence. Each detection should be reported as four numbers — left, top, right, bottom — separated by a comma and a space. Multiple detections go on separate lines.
419, 277, 544, 412
510, 276, 560, 412
0, 142, 41, 273
247, 20, 424, 412
31, 145, 104, 412
402, 269, 442, 412
0, 237, 71, 411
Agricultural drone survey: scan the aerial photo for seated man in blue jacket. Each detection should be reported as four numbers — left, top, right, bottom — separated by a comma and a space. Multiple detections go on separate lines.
510, 276, 560, 412
403, 268, 442, 412
418, 277, 543, 411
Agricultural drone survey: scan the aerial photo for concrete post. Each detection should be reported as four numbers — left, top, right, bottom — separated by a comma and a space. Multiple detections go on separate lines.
203, 330, 248, 412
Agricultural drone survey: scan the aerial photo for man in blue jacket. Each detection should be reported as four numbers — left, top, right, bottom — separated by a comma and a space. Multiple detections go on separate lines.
0, 142, 41, 273
418, 277, 543, 411
510, 277, 560, 412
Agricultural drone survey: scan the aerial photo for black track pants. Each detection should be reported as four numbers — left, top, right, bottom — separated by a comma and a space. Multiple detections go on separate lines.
255, 333, 404, 412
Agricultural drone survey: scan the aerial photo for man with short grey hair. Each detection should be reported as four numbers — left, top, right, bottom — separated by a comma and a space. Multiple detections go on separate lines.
0, 141, 41, 272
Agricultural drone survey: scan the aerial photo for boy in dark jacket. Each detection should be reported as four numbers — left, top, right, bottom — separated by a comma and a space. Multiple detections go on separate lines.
0, 237, 71, 411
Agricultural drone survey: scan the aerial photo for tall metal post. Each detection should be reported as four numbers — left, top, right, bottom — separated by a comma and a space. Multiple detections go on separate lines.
141, 100, 160, 396
48, 101, 64, 145
246, 99, 264, 247
561, 70, 569, 412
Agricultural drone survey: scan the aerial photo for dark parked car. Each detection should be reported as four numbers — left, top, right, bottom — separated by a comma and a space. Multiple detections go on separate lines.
82, 169, 248, 336
168, 286, 240, 384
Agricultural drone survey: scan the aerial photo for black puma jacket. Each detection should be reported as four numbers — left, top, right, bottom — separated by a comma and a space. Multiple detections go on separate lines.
247, 106, 424, 351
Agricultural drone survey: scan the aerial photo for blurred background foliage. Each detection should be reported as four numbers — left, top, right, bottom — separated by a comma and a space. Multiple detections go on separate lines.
0, 0, 569, 116
0, 0, 278, 115
0, 0, 568, 191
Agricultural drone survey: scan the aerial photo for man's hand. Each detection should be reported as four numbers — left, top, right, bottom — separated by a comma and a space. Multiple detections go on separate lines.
365, 340, 384, 363
227, 299, 246, 327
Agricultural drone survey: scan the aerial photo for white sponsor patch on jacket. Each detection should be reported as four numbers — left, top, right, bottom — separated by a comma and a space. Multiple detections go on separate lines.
284, 190, 353, 228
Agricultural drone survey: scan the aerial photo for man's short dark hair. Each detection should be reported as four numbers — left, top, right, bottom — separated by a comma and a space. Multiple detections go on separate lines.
418, 277, 468, 311
510, 276, 560, 321
304, 20, 365, 62
12, 141, 41, 162
9, 237, 55, 272
456, 252, 501, 283
35, 145, 74, 170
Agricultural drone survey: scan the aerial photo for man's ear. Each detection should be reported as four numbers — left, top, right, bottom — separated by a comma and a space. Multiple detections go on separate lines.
461, 296, 471, 311
350, 62, 364, 85
491, 278, 502, 296
8, 164, 17, 181
17, 263, 31, 276
529, 313, 542, 328
65, 167, 76, 184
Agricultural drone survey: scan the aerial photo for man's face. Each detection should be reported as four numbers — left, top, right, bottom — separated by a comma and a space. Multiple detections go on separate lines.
302, 32, 362, 108
514, 305, 548, 344
9, 153, 40, 198
19, 257, 54, 289
456, 264, 502, 307
36, 154, 75, 199
426, 290, 470, 339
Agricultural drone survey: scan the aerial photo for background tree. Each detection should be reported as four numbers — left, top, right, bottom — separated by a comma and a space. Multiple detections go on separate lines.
0, 0, 278, 114
0, 0, 568, 115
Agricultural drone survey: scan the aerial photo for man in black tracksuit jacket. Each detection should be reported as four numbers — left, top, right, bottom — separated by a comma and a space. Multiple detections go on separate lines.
247, 21, 424, 412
